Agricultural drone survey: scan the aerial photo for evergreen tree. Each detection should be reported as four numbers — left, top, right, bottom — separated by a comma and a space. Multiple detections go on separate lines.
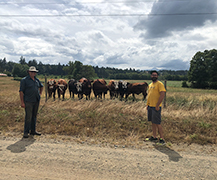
19, 56, 26, 65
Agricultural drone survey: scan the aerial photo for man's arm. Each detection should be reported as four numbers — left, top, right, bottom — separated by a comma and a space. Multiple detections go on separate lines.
19, 91, 25, 108
155, 91, 165, 111
39, 87, 43, 95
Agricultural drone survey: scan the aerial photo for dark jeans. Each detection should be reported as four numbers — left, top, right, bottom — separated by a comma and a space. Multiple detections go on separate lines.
24, 101, 39, 134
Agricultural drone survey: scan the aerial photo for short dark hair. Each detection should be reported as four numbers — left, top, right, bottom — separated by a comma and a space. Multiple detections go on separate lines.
150, 70, 159, 75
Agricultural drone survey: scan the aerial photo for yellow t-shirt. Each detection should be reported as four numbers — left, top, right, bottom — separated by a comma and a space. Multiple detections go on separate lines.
146, 81, 166, 107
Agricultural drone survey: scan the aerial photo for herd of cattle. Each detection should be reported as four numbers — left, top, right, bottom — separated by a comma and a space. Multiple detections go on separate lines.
47, 78, 148, 101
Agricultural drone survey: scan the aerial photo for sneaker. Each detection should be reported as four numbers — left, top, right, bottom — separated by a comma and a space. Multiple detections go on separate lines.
30, 131, 41, 136
159, 138, 165, 145
146, 136, 158, 141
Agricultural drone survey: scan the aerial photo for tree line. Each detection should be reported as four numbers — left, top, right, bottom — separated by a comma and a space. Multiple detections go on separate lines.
0, 56, 188, 81
1, 49, 217, 89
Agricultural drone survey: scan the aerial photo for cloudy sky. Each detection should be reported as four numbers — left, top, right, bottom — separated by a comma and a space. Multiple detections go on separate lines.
1, 0, 217, 70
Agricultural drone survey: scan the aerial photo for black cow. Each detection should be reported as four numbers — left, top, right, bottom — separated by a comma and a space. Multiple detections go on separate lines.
118, 80, 129, 100
76, 78, 93, 100
68, 79, 78, 99
47, 79, 57, 100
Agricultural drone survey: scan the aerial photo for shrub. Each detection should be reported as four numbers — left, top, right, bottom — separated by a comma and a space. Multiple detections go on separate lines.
182, 81, 189, 88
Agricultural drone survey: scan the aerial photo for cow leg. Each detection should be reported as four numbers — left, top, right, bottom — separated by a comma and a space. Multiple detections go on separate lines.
120, 93, 124, 101
94, 92, 97, 99
117, 92, 119, 98
112, 91, 115, 99
58, 90, 61, 100
125, 93, 129, 101
53, 91, 56, 101
113, 91, 116, 99
62, 93, 65, 101
132, 93, 135, 101
142, 92, 147, 100
109, 91, 112, 99
48, 90, 52, 98
78, 94, 83, 100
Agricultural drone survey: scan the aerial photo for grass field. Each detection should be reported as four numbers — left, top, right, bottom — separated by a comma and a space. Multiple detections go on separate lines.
0, 76, 217, 146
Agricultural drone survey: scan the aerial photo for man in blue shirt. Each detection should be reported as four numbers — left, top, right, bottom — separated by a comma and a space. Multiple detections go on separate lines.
19, 66, 43, 138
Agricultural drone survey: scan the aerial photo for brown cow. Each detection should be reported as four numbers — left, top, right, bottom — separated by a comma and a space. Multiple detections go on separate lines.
76, 78, 93, 100
47, 79, 57, 100
125, 82, 148, 101
93, 79, 108, 99
57, 79, 68, 100
107, 80, 119, 99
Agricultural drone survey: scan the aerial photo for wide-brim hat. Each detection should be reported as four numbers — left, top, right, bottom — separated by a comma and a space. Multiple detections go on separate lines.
28, 66, 38, 72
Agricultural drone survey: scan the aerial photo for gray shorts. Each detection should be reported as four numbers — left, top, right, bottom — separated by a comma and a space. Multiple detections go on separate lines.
148, 106, 162, 125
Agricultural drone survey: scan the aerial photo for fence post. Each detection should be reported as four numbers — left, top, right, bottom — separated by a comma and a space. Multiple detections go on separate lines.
164, 80, 167, 108
45, 76, 47, 102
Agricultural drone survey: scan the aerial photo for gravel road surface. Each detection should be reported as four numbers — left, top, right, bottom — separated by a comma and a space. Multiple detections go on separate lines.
0, 134, 217, 180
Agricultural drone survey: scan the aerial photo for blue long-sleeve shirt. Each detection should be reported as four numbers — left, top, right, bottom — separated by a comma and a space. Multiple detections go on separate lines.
19, 75, 43, 102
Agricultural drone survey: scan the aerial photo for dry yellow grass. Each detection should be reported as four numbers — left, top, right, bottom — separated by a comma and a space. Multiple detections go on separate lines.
0, 77, 217, 145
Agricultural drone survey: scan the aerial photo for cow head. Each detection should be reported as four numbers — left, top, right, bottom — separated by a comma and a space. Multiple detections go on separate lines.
119, 81, 129, 91
114, 81, 119, 90
76, 82, 83, 93
58, 84, 66, 94
79, 78, 93, 88
47, 79, 56, 89
68, 79, 76, 84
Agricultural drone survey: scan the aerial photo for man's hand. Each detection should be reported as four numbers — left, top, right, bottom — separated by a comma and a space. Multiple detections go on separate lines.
19, 91, 25, 108
21, 102, 25, 108
155, 106, 160, 111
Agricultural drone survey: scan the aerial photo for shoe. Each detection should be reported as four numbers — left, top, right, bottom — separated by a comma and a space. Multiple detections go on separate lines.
145, 136, 158, 141
159, 138, 165, 145
30, 131, 41, 136
23, 133, 29, 138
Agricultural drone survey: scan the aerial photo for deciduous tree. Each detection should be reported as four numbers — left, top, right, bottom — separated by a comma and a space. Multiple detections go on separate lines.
188, 49, 217, 89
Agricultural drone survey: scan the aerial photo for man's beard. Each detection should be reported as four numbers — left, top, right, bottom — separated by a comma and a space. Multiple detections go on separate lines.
151, 77, 158, 82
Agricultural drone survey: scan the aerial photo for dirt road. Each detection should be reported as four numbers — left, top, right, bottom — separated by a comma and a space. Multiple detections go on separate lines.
0, 133, 217, 180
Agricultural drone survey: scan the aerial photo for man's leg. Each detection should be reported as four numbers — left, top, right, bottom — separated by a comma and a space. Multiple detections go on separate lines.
31, 101, 39, 133
152, 123, 157, 138
24, 102, 33, 136
157, 124, 164, 139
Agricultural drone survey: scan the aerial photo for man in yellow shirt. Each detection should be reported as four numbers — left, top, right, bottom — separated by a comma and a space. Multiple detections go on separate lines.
146, 70, 166, 144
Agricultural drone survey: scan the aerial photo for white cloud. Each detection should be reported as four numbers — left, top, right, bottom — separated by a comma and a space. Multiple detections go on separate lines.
0, 0, 216, 70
